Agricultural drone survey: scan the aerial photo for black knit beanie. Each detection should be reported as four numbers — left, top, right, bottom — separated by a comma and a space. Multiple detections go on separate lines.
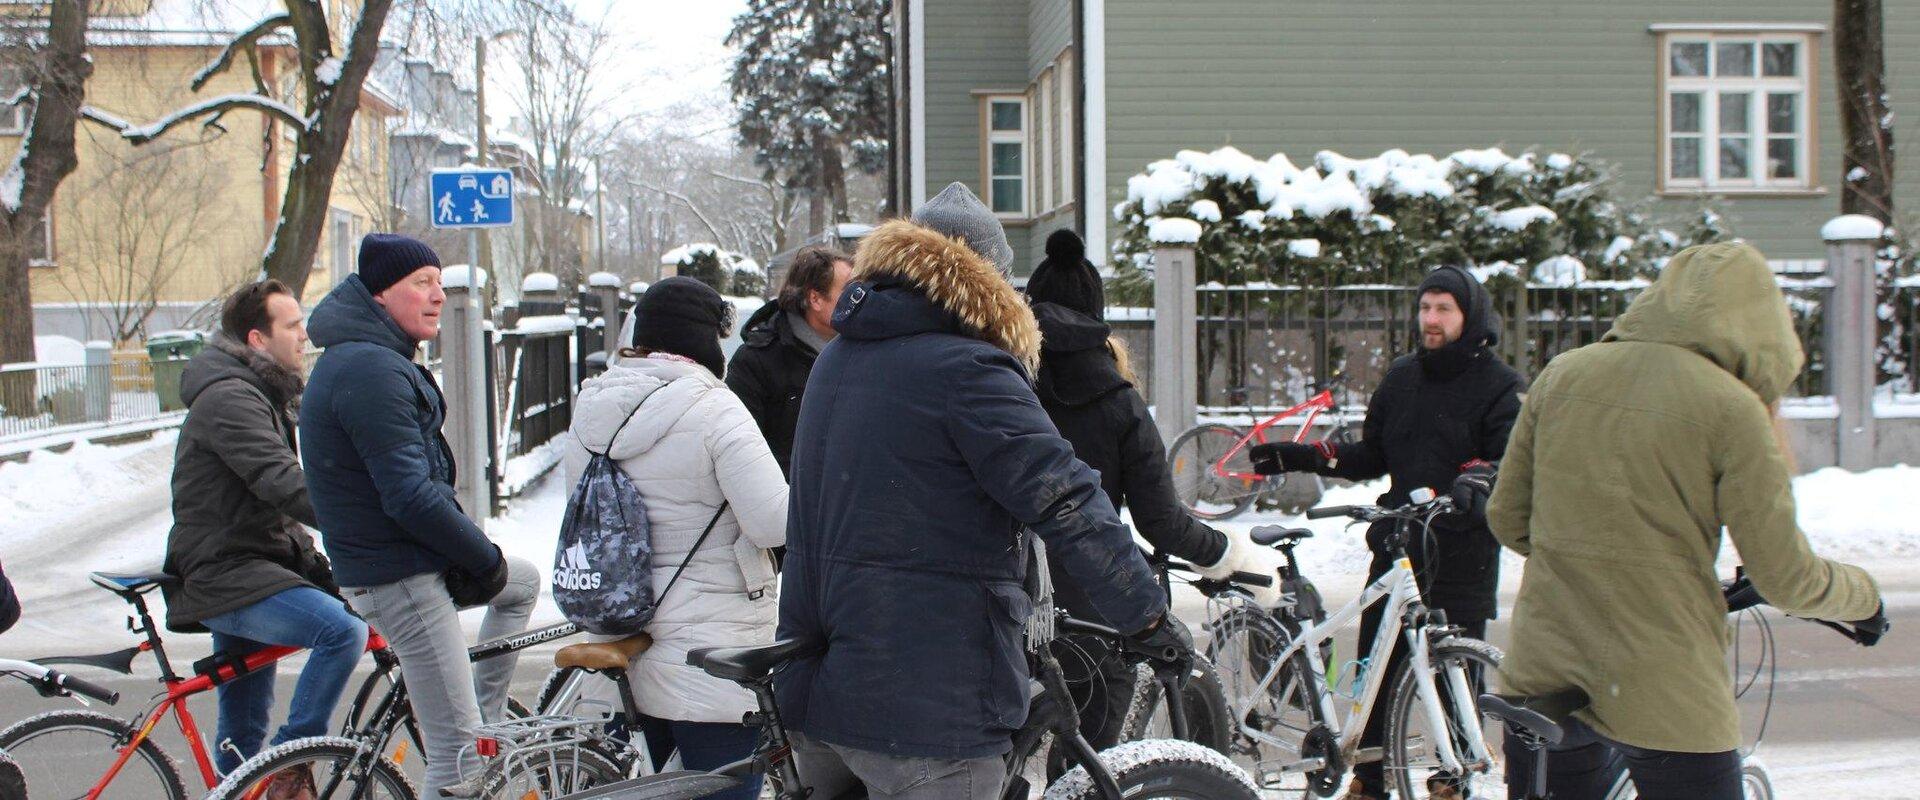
631, 276, 732, 378
358, 233, 442, 296
1026, 229, 1105, 318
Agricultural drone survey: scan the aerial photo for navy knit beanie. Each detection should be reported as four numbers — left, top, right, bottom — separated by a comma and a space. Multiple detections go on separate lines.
358, 233, 442, 296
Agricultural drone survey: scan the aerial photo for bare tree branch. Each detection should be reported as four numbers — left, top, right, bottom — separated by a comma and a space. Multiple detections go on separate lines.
91, 93, 308, 144
641, 181, 726, 244
189, 13, 290, 92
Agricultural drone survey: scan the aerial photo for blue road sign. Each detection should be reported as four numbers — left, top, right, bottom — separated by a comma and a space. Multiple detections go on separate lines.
430, 167, 515, 229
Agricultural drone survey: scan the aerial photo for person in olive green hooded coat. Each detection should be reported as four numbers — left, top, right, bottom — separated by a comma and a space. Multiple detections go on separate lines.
1488, 242, 1883, 796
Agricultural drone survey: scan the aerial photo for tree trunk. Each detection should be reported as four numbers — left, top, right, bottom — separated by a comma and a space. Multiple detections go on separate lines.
824, 144, 849, 224
0, 0, 92, 371
1836, 0, 1894, 222
807, 188, 826, 236
260, 0, 396, 298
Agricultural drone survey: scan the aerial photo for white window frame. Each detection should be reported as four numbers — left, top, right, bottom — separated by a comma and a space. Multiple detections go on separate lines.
1658, 29, 1818, 193
27, 209, 52, 267
1057, 49, 1075, 212
0, 66, 31, 135
981, 94, 1030, 219
1037, 68, 1054, 213
329, 208, 357, 287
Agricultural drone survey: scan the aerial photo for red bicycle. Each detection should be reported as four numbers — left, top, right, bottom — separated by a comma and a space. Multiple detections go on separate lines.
1168, 385, 1350, 520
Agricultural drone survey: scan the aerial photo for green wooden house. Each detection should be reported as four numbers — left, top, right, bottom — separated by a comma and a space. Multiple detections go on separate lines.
889, 0, 1920, 272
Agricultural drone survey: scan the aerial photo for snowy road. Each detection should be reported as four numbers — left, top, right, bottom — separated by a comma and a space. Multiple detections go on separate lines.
2, 437, 1916, 795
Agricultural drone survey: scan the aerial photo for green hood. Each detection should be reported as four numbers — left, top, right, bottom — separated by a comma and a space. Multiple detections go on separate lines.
1602, 242, 1803, 404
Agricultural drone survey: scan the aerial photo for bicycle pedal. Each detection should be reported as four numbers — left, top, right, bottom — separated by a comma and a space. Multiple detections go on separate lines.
1353, 746, 1383, 764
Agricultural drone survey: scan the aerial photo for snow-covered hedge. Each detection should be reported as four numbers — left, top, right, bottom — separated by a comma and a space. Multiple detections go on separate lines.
1108, 146, 1725, 303
662, 244, 767, 296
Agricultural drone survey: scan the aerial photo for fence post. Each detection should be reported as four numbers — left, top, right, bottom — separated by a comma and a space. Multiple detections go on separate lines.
588, 271, 622, 355
83, 341, 111, 423
442, 266, 493, 523
1823, 215, 1883, 471
1152, 246, 1198, 444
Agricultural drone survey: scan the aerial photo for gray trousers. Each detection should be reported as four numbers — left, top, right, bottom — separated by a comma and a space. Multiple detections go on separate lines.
791, 733, 1003, 800
344, 556, 540, 794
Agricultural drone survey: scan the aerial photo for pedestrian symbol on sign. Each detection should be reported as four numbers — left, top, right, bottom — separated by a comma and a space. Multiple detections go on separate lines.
429, 167, 514, 229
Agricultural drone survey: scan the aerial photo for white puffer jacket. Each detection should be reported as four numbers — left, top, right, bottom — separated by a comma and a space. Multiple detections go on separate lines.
561, 354, 788, 723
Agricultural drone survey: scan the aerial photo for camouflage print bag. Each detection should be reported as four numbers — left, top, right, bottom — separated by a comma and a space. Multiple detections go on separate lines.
555, 390, 729, 636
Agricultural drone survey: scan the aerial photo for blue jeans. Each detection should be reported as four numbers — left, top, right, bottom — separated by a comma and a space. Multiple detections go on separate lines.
202, 586, 369, 774
636, 716, 762, 800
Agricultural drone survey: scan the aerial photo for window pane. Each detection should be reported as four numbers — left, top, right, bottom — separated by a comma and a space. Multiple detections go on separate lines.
1719, 92, 1751, 134
1767, 138, 1798, 179
990, 101, 1022, 132
1720, 137, 1752, 179
1670, 92, 1702, 133
1763, 42, 1798, 77
1715, 42, 1755, 77
1672, 137, 1702, 180
1670, 42, 1708, 77
991, 178, 1023, 213
1767, 93, 1798, 134
991, 141, 1022, 177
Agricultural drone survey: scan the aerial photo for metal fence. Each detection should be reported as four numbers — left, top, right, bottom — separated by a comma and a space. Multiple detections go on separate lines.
493, 324, 578, 462
0, 352, 167, 442
1189, 269, 1847, 412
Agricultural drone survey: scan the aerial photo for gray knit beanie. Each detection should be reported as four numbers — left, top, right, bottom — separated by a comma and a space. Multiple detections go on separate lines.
913, 182, 1014, 274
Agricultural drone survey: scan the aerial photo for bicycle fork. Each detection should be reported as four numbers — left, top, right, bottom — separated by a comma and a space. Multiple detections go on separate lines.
1405, 626, 1494, 779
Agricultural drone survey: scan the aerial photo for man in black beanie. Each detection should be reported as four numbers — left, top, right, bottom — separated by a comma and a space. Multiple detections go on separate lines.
301, 233, 540, 797
1250, 265, 1524, 800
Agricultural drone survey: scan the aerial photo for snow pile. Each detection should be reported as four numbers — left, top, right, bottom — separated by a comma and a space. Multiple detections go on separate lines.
33, 335, 87, 366
442, 265, 488, 289
1287, 238, 1323, 258
661, 243, 724, 266
1532, 255, 1587, 287
1821, 214, 1887, 241
586, 271, 621, 288
1146, 217, 1202, 244
521, 272, 561, 293
1488, 205, 1558, 231
510, 315, 577, 335
315, 57, 343, 86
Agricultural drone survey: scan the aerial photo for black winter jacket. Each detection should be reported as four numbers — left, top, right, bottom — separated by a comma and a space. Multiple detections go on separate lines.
725, 302, 817, 476
1031, 302, 1226, 618
164, 338, 333, 631
300, 275, 499, 587
1306, 267, 1524, 619
775, 220, 1166, 761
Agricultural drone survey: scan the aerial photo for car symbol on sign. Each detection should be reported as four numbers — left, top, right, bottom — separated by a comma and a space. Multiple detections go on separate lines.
458, 174, 478, 191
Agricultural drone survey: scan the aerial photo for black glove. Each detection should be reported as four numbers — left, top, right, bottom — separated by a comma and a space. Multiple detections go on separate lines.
1449, 460, 1497, 522
1250, 442, 1323, 475
444, 545, 510, 608
1852, 602, 1890, 647
1131, 612, 1196, 686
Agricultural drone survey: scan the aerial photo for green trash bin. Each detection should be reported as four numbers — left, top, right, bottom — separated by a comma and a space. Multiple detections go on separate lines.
147, 331, 207, 412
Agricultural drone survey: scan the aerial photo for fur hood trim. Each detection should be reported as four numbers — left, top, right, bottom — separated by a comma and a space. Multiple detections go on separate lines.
853, 219, 1041, 373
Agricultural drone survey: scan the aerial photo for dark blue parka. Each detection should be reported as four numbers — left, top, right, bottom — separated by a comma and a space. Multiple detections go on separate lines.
774, 220, 1167, 760
299, 274, 499, 587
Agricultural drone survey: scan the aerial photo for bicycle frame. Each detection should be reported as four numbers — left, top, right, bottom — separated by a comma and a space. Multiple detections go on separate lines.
1237, 554, 1494, 781
1210, 388, 1337, 483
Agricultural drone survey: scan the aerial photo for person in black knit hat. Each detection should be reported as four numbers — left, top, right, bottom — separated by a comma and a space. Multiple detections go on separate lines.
627, 276, 734, 377
1025, 229, 1288, 775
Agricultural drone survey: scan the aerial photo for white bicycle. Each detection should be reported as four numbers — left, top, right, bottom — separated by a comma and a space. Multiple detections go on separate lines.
1206, 489, 1505, 798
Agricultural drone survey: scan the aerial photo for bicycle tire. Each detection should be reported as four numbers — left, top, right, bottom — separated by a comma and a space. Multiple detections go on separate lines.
1041, 739, 1259, 800
344, 663, 534, 773
1383, 637, 1505, 800
208, 736, 416, 800
499, 742, 628, 797
0, 709, 187, 800
1168, 424, 1261, 521
1118, 657, 1234, 755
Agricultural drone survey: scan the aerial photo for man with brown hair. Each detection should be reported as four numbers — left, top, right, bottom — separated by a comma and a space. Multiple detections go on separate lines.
726, 245, 853, 475
165, 280, 367, 794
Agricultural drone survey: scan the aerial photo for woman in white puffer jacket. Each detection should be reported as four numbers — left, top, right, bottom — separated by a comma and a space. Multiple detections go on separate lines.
561, 277, 786, 800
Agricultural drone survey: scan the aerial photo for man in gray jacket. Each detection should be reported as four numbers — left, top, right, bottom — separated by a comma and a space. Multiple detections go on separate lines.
164, 280, 368, 792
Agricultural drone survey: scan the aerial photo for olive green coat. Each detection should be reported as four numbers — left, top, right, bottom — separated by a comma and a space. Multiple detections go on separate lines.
1487, 242, 1881, 752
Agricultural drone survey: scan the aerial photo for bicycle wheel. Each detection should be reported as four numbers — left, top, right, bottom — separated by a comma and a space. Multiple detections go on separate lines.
1203, 608, 1323, 796
1119, 658, 1233, 755
1168, 424, 1261, 520
499, 744, 627, 797
345, 667, 534, 786
209, 736, 415, 800
1042, 739, 1259, 799
1383, 637, 1506, 800
1604, 758, 1774, 800
0, 709, 187, 800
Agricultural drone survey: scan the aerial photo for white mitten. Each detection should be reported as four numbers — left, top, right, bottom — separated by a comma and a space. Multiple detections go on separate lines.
1196, 529, 1289, 608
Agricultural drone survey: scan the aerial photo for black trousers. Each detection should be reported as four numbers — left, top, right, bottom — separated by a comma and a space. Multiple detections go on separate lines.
1351, 600, 1488, 796
1502, 718, 1742, 800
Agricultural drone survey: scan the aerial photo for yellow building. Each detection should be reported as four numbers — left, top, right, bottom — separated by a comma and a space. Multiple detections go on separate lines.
7, 0, 397, 343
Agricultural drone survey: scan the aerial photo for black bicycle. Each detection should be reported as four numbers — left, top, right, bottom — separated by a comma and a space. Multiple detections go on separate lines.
550, 605, 1261, 800
1488, 573, 1889, 800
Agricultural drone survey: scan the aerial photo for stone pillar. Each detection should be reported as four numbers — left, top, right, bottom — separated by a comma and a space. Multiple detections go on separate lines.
588, 271, 622, 355
83, 341, 112, 423
1822, 215, 1884, 471
1151, 246, 1198, 444
441, 266, 493, 524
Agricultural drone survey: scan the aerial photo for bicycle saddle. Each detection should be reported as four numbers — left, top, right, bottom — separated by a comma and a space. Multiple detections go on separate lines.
88, 568, 178, 595
554, 634, 653, 671
1250, 525, 1314, 547
687, 639, 817, 683
1477, 689, 1590, 746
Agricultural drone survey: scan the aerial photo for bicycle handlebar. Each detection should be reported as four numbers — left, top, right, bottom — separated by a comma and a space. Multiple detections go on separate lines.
1723, 574, 1888, 646
1162, 560, 1276, 591
54, 671, 119, 704
0, 658, 120, 705
1306, 490, 1455, 523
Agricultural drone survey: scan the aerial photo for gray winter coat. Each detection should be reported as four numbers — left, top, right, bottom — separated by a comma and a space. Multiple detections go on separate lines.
163, 338, 333, 632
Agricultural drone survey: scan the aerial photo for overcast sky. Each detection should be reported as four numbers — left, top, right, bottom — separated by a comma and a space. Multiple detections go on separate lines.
566, 0, 747, 138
